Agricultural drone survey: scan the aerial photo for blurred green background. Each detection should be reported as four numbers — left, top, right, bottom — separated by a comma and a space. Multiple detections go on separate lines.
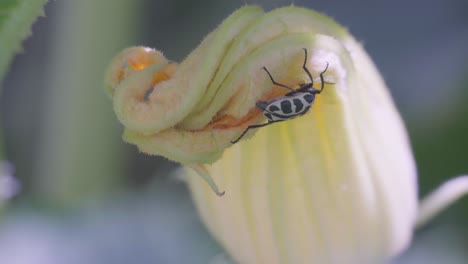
0, 0, 467, 263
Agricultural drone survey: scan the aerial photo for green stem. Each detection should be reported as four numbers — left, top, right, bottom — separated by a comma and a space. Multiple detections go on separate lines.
33, 0, 140, 206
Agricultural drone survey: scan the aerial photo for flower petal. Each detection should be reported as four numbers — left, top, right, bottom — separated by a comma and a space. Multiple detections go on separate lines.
181, 6, 418, 264
107, 5, 420, 264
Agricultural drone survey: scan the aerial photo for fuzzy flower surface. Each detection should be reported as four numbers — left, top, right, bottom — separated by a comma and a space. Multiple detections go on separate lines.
105, 6, 468, 264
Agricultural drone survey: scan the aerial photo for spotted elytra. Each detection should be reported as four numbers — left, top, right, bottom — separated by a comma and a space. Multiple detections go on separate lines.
231, 48, 331, 144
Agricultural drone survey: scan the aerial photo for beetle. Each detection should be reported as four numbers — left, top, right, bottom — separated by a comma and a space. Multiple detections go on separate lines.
231, 48, 330, 144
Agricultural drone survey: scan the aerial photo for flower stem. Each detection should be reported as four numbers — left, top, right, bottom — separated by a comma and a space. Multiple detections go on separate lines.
33, 0, 141, 206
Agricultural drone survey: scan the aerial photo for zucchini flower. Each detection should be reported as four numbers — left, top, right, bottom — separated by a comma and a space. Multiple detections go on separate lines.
105, 6, 468, 264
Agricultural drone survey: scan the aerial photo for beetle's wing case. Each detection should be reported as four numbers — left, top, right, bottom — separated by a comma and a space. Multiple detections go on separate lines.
256, 92, 315, 122
262, 99, 298, 121
292, 93, 315, 114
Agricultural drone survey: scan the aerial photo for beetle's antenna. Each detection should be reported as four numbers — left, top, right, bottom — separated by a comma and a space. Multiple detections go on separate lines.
302, 48, 314, 86
317, 62, 330, 93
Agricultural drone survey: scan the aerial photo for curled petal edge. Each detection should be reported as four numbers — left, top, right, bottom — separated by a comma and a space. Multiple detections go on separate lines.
105, 6, 359, 194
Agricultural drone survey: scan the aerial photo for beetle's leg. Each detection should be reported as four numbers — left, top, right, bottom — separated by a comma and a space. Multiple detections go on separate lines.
302, 48, 314, 86
231, 121, 277, 144
262, 67, 295, 92
317, 62, 330, 94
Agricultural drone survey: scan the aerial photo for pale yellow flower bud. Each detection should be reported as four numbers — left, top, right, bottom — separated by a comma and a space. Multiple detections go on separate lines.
105, 5, 468, 264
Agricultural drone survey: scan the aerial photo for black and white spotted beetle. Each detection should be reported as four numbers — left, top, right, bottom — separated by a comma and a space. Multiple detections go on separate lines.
231, 48, 330, 144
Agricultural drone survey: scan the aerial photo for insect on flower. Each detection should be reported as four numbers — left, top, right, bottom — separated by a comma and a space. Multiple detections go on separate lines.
231, 48, 331, 144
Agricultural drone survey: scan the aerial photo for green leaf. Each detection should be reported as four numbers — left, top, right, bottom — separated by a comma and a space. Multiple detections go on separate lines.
0, 0, 48, 85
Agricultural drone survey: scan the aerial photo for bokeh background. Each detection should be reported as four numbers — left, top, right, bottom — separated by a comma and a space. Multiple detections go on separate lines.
1, 0, 467, 263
